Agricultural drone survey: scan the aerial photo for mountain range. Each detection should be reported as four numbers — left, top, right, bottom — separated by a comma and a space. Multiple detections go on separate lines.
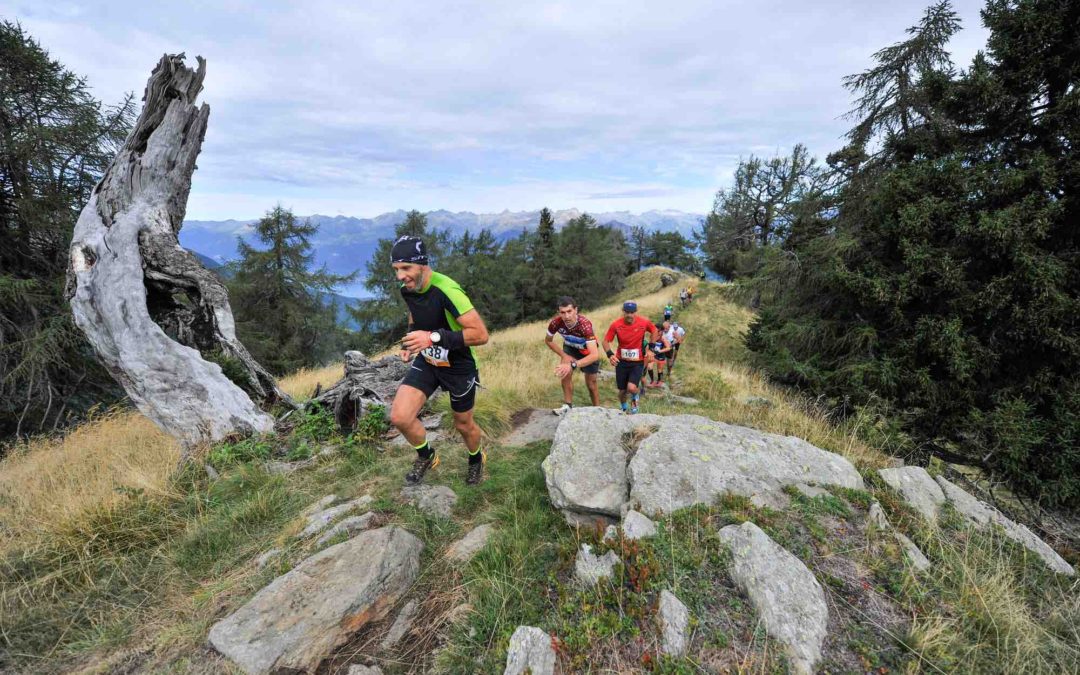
180, 208, 704, 297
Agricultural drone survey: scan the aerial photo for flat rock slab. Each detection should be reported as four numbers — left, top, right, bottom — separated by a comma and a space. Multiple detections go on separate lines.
503, 408, 564, 446
719, 521, 828, 675
254, 548, 282, 569
935, 476, 1074, 576
316, 512, 379, 547
446, 523, 495, 563
575, 543, 620, 585
877, 467, 945, 521
379, 600, 418, 650
628, 414, 864, 514
542, 407, 665, 517
658, 590, 690, 657
300, 495, 374, 537
504, 625, 556, 675
401, 484, 457, 518
209, 526, 422, 674
302, 494, 338, 517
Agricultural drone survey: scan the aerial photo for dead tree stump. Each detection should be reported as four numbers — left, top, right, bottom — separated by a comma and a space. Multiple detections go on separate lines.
67, 54, 293, 449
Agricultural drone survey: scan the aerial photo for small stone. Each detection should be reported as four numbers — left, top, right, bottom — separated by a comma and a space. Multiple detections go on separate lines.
317, 445, 338, 458
422, 413, 444, 429
446, 524, 494, 563
621, 510, 658, 540
379, 600, 418, 650
504, 626, 556, 675
299, 495, 374, 537
658, 590, 690, 657
316, 513, 379, 547
347, 665, 383, 675
265, 458, 315, 474
668, 394, 700, 405
868, 502, 890, 529
895, 531, 931, 571
562, 510, 617, 529
204, 463, 220, 481
401, 484, 457, 518
741, 395, 772, 408
574, 544, 620, 585
255, 548, 282, 569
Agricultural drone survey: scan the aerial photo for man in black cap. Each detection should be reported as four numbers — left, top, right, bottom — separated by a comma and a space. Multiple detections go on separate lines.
388, 235, 490, 485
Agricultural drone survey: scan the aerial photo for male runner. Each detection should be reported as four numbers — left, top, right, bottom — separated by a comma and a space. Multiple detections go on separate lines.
679, 288, 689, 308
602, 301, 656, 415
664, 302, 674, 322
389, 235, 490, 486
667, 321, 687, 374
545, 296, 601, 414
646, 323, 672, 388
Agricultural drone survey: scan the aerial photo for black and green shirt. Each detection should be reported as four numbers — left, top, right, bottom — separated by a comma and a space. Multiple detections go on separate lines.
401, 271, 476, 367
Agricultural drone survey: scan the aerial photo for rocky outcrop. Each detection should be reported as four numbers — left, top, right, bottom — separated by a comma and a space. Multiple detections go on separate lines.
718, 521, 828, 675
545, 409, 862, 521
658, 590, 690, 657
934, 476, 1074, 576
877, 467, 945, 521
209, 526, 422, 674
315, 513, 379, 547
878, 468, 1074, 576
299, 495, 374, 538
504, 625, 556, 675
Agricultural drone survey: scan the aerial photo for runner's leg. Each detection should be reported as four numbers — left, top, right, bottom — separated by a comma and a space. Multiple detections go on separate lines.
585, 372, 600, 406
452, 409, 482, 454
389, 385, 429, 447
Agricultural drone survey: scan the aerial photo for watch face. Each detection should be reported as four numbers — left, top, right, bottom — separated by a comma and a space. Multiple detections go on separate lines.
430, 332, 440, 343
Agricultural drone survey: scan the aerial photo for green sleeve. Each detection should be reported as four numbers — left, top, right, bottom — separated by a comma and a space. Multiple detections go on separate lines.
433, 273, 474, 318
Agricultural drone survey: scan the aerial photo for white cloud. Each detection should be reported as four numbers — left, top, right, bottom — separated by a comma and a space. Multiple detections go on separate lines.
3, 0, 991, 219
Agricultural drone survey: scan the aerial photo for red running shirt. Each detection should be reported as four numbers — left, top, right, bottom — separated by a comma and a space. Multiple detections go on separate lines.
604, 316, 657, 362
546, 315, 597, 352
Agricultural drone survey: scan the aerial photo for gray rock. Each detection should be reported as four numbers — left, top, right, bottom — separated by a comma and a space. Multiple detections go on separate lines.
316, 513, 379, 547
209, 526, 422, 674
877, 467, 946, 522
542, 407, 664, 517
574, 543, 620, 585
935, 476, 1074, 576
742, 395, 772, 408
316, 445, 338, 459
622, 510, 658, 540
422, 413, 445, 429
504, 625, 556, 675
401, 484, 457, 518
895, 531, 931, 572
347, 665, 383, 675
300, 495, 374, 538
627, 414, 864, 514
254, 548, 282, 569
379, 600, 418, 650
265, 458, 316, 474
867, 502, 889, 529
503, 408, 564, 446
446, 524, 494, 563
563, 509, 617, 529
667, 394, 700, 406
302, 494, 338, 517
660, 272, 677, 287
658, 590, 690, 657
204, 463, 220, 481
718, 521, 828, 675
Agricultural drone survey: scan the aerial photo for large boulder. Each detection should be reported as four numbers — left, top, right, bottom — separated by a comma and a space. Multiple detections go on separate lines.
718, 521, 828, 675
627, 415, 864, 514
209, 526, 422, 674
542, 407, 664, 517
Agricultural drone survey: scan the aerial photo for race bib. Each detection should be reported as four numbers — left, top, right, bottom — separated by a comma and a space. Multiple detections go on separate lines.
620, 348, 641, 360
422, 345, 451, 367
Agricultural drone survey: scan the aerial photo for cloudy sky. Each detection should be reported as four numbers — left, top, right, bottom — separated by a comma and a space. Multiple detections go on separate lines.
5, 1, 990, 220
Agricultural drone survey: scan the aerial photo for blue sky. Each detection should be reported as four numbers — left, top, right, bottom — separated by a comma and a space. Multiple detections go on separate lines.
4, 1, 990, 220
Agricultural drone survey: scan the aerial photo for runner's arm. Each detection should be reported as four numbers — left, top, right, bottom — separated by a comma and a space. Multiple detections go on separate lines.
455, 309, 489, 347
576, 340, 601, 368
545, 332, 571, 361
602, 327, 619, 365
400, 312, 415, 360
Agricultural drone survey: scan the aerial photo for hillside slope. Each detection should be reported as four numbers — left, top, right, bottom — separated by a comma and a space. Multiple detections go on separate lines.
1, 269, 1077, 674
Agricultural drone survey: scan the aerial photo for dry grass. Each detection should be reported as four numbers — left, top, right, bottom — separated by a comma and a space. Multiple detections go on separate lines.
0, 408, 179, 549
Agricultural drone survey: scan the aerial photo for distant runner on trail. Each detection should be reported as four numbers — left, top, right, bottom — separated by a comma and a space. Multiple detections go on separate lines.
646, 323, 673, 388
679, 288, 689, 307
545, 295, 601, 415
668, 321, 687, 374
664, 302, 674, 322
389, 235, 491, 486
602, 301, 657, 415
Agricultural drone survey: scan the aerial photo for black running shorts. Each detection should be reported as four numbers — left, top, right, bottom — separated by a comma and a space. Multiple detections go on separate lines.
563, 344, 600, 374
615, 360, 645, 390
401, 356, 480, 412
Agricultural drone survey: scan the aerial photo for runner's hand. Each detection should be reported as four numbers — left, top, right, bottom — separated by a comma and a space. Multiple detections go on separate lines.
402, 330, 434, 353
555, 363, 572, 378
608, 354, 619, 366
399, 349, 411, 362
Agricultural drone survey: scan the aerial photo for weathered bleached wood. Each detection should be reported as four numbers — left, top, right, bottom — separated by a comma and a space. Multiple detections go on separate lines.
284, 351, 408, 433
67, 54, 292, 449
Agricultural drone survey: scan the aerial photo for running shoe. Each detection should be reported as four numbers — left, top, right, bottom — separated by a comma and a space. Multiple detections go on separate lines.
552, 402, 573, 416
405, 454, 440, 485
466, 451, 487, 485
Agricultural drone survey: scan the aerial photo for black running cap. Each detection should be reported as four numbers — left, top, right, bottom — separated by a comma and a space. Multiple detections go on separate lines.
391, 235, 429, 265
